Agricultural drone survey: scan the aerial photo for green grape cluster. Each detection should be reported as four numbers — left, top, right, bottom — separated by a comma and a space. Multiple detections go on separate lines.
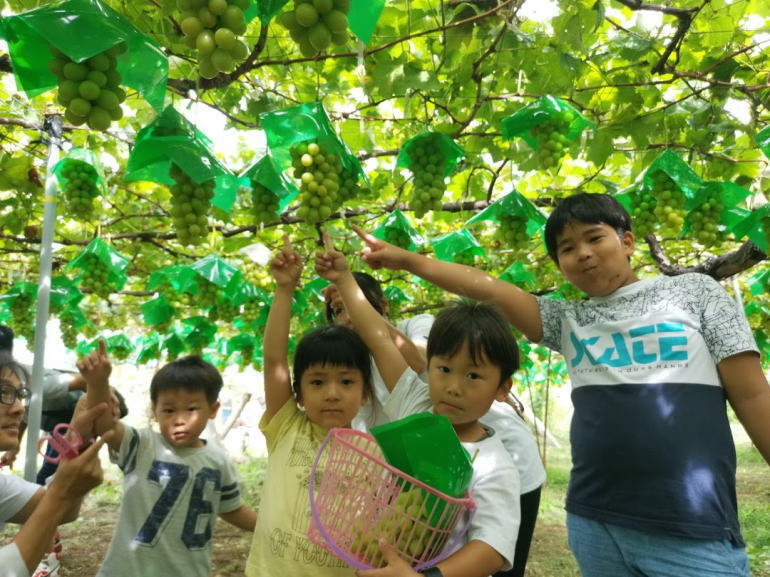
77, 254, 114, 299
59, 158, 100, 220
350, 487, 434, 567
496, 214, 530, 251
240, 298, 263, 323
649, 172, 686, 236
250, 181, 280, 225
240, 260, 271, 290
58, 308, 80, 350
49, 43, 127, 131
177, 0, 251, 79
279, 0, 350, 57
630, 189, 658, 238
208, 295, 238, 322
290, 140, 343, 223
406, 135, 446, 218
109, 340, 132, 361
688, 191, 724, 246
168, 164, 214, 245
383, 227, 412, 250
530, 109, 574, 169
237, 344, 255, 370
335, 165, 364, 205
8, 293, 36, 346
452, 250, 476, 266
196, 278, 220, 310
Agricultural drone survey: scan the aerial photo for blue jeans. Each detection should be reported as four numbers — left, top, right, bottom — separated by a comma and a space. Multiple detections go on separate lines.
567, 513, 750, 577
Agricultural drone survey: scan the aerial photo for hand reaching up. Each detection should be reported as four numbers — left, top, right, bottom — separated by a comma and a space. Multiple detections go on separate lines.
270, 234, 303, 289
77, 339, 112, 390
314, 232, 350, 283
351, 224, 410, 271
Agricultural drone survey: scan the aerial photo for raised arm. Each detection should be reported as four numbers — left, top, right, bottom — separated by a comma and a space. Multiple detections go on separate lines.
352, 224, 544, 342
77, 340, 123, 453
263, 235, 303, 420
315, 234, 408, 391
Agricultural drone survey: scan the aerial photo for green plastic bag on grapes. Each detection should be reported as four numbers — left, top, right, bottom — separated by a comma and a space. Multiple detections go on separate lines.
1, 282, 38, 346
373, 209, 424, 251
141, 295, 177, 333
731, 203, 770, 252
347, 0, 386, 45
746, 269, 770, 297
178, 316, 218, 354
683, 181, 750, 246
58, 304, 88, 350
226, 333, 259, 370
135, 333, 162, 363
0, 0, 167, 114
53, 149, 105, 220
499, 261, 537, 291
174, 0, 256, 79
49, 275, 84, 315
431, 229, 485, 264
501, 95, 594, 169
278, 0, 354, 57
397, 132, 465, 219
382, 285, 409, 318
68, 237, 129, 300
465, 189, 546, 252
125, 105, 239, 212
240, 155, 298, 225
756, 125, 770, 159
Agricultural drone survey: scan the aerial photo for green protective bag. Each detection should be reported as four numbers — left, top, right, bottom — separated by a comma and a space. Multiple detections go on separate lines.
178, 316, 218, 353
1, 281, 37, 310
141, 295, 176, 328
731, 204, 770, 251
226, 332, 257, 357
68, 237, 130, 290
49, 275, 84, 313
500, 95, 594, 148
465, 189, 546, 232
148, 264, 199, 296
0, 0, 167, 111
373, 209, 424, 251
499, 261, 537, 290
260, 100, 359, 173
747, 269, 770, 297
125, 106, 239, 212
348, 0, 386, 45
52, 148, 106, 219
756, 125, 770, 159
162, 333, 187, 359
431, 228, 485, 263
682, 181, 751, 238
641, 150, 703, 198
396, 131, 465, 178
190, 254, 241, 289
246, 0, 288, 23
240, 154, 299, 217
53, 148, 106, 190
135, 333, 162, 364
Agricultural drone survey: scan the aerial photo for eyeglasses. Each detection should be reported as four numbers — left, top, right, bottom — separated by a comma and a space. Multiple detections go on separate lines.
0, 383, 31, 406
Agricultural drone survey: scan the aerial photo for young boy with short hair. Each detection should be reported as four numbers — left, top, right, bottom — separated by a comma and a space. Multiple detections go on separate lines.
351, 192, 770, 577
79, 343, 257, 577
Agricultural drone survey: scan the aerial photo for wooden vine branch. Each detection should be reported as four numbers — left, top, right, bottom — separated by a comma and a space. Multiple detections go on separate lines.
645, 235, 767, 280
612, 0, 698, 73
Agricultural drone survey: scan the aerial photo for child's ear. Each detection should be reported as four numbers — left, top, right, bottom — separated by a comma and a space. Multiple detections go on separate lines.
208, 400, 221, 420
495, 378, 513, 402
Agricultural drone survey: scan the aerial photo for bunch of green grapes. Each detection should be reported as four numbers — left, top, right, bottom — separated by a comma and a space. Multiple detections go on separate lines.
630, 188, 658, 238
649, 172, 686, 237
250, 180, 280, 225
530, 109, 574, 169
290, 140, 343, 223
168, 164, 214, 245
406, 135, 446, 218
687, 191, 724, 246
240, 260, 271, 290
109, 340, 132, 361
8, 292, 36, 346
334, 165, 364, 207
237, 344, 255, 370
194, 278, 220, 310
240, 297, 263, 323
177, 0, 251, 79
496, 214, 530, 251
58, 307, 80, 350
208, 295, 238, 322
77, 254, 114, 299
383, 227, 412, 250
279, 0, 350, 57
58, 158, 100, 219
49, 43, 127, 131
452, 250, 476, 266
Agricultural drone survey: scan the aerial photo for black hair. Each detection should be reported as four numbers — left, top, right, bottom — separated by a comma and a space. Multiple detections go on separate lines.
427, 300, 519, 386
150, 355, 222, 406
0, 350, 29, 388
325, 271, 386, 323
113, 388, 129, 418
0, 326, 14, 353
292, 325, 373, 402
544, 193, 632, 263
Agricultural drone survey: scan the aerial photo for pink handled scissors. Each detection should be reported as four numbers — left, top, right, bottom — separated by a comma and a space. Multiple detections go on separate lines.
39, 423, 84, 463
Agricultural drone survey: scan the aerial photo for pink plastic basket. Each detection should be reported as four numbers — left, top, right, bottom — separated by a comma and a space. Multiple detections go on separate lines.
308, 428, 476, 571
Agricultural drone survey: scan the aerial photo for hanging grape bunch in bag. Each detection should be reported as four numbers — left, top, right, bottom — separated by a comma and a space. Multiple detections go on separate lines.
688, 190, 725, 246
649, 171, 686, 236
58, 158, 101, 220
49, 43, 127, 131
177, 0, 251, 78
290, 140, 343, 223
383, 228, 412, 250
250, 180, 280, 226
630, 186, 657, 238
406, 134, 447, 219
496, 214, 530, 253
530, 109, 574, 169
279, 0, 351, 57
168, 163, 214, 245
7, 291, 36, 345
77, 254, 115, 299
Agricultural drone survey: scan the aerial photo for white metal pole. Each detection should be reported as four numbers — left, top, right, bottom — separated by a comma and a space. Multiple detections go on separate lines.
24, 116, 62, 482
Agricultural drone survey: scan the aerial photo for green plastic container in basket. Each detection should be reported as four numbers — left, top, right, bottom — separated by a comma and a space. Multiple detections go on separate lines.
370, 412, 474, 498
